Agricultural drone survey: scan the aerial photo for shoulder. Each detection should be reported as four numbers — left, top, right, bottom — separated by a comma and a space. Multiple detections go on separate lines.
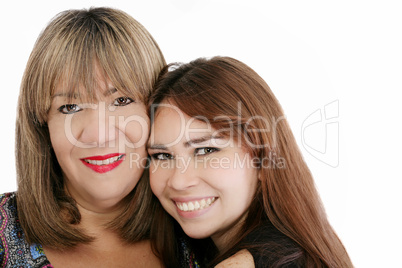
0, 192, 18, 230
1, 192, 18, 265
0, 192, 16, 205
0, 192, 17, 221
215, 249, 254, 268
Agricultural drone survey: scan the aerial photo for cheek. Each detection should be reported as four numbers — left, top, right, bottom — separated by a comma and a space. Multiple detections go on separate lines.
215, 160, 258, 200
149, 164, 168, 197
239, 169, 259, 201
48, 121, 72, 155
119, 114, 150, 147
48, 111, 89, 150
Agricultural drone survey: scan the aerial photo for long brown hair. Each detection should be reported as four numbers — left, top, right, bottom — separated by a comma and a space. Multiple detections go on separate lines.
150, 56, 353, 267
16, 7, 165, 249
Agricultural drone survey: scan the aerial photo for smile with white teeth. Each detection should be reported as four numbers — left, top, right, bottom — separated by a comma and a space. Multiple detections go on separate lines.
175, 197, 217, 212
83, 155, 124, 166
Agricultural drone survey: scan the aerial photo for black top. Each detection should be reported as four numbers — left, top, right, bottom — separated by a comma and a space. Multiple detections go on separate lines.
241, 220, 305, 268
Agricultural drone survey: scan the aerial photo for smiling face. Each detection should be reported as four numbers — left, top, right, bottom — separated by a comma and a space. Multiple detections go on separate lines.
148, 103, 259, 250
47, 77, 149, 213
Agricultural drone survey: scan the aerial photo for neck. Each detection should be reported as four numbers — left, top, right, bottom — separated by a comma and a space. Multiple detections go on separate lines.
76, 202, 123, 233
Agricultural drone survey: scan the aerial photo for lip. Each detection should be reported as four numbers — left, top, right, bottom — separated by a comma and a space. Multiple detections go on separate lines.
172, 196, 218, 219
80, 153, 125, 174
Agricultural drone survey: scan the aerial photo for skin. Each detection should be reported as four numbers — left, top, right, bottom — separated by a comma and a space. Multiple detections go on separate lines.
44, 72, 162, 267
148, 103, 259, 252
215, 249, 255, 268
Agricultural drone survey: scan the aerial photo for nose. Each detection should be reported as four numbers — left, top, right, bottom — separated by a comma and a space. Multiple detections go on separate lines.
167, 156, 199, 190
78, 103, 117, 147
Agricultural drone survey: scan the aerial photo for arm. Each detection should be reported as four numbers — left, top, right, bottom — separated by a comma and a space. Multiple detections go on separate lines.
214, 249, 255, 268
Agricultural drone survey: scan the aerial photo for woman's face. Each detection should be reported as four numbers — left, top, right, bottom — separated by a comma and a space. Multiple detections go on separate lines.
148, 104, 259, 249
47, 77, 149, 213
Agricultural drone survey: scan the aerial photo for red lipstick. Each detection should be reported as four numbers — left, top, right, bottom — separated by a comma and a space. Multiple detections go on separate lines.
80, 153, 125, 173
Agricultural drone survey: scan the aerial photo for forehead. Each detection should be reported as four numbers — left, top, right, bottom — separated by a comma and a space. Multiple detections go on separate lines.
151, 105, 214, 144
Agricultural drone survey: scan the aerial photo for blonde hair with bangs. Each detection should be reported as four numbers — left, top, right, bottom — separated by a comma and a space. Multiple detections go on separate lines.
16, 7, 165, 248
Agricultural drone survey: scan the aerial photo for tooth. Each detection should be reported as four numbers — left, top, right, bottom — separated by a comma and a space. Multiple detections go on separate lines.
89, 160, 96, 165
188, 202, 194, 211
200, 199, 206, 208
176, 198, 217, 212
103, 159, 110, 165
96, 160, 102, 165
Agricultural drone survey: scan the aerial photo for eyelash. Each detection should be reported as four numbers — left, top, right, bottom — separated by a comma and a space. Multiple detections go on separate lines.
150, 147, 219, 161
57, 97, 134, 114
194, 147, 219, 156
150, 153, 173, 161
112, 97, 134, 106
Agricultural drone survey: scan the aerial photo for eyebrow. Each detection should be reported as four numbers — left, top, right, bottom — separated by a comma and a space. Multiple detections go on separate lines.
104, 87, 118, 96
148, 135, 224, 150
52, 87, 118, 99
184, 135, 223, 147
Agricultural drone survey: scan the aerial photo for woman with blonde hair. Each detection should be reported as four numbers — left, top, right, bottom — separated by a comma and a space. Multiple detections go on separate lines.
0, 7, 167, 267
148, 56, 353, 267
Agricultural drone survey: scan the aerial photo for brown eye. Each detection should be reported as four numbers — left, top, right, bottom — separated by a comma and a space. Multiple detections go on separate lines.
58, 104, 82, 114
113, 97, 134, 106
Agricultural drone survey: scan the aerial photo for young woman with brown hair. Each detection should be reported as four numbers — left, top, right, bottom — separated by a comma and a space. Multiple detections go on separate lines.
0, 7, 167, 267
148, 56, 353, 267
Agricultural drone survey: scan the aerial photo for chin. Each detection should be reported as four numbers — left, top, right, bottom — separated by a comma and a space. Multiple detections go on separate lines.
181, 226, 212, 240
96, 181, 135, 198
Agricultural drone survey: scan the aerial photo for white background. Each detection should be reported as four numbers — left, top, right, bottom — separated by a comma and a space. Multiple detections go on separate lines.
1, 1, 401, 267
